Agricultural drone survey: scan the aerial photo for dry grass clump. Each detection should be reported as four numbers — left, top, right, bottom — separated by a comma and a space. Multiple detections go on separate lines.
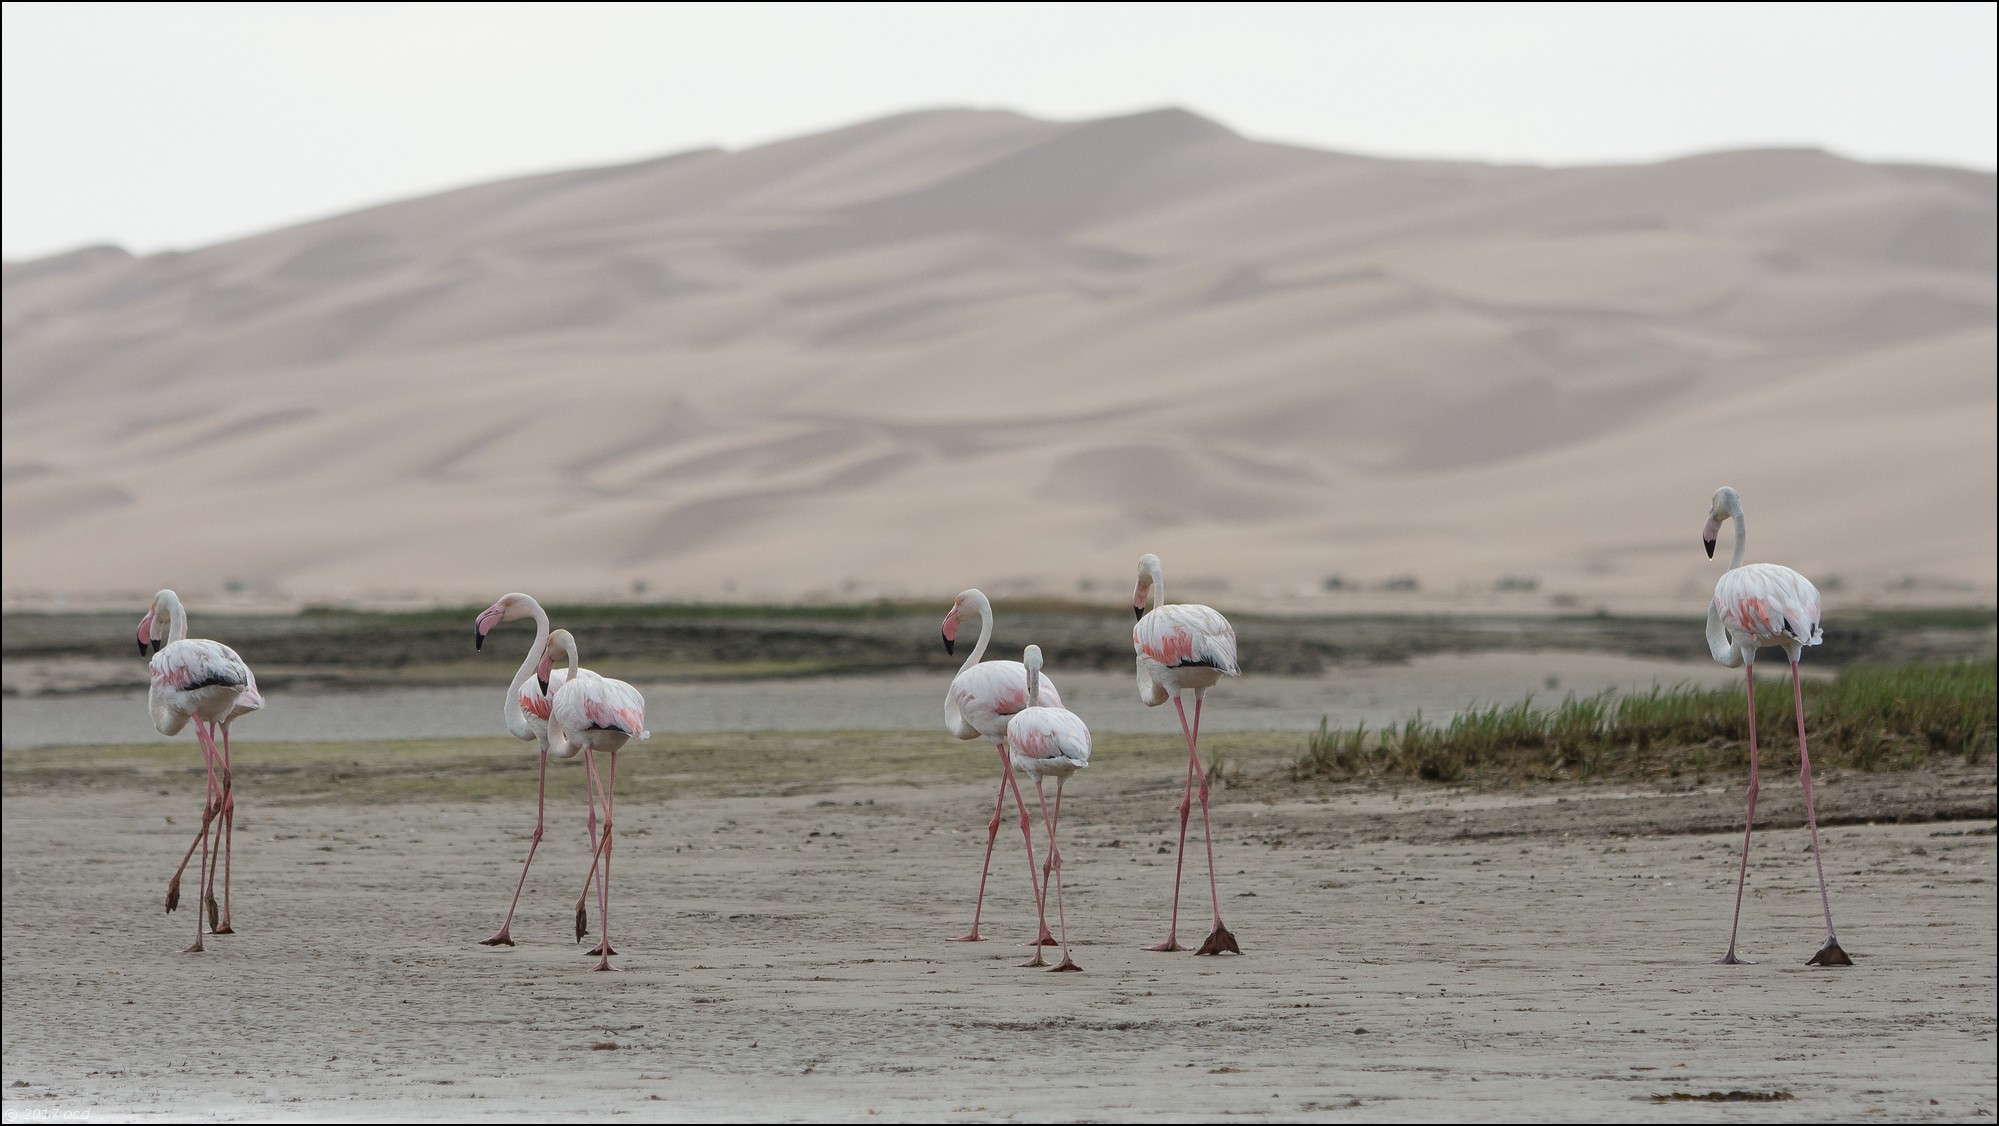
1294, 660, 1996, 784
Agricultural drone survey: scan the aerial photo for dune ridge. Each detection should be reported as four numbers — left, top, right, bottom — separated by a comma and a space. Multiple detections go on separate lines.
4, 107, 1993, 608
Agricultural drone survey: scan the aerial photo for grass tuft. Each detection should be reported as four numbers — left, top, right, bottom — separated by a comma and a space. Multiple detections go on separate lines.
1294, 660, 1996, 784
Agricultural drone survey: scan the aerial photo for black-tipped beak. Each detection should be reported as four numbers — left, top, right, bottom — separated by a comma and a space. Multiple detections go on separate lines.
475, 626, 486, 651
137, 639, 149, 657
1703, 538, 1716, 560
941, 632, 954, 656
1134, 605, 1145, 621
151, 639, 163, 655
537, 675, 549, 696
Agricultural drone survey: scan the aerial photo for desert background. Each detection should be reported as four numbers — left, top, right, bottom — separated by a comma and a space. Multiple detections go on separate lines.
4, 5, 1994, 1123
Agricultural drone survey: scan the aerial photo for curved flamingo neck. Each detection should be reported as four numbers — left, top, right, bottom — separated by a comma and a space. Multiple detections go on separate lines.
503, 598, 551, 740
1725, 494, 1747, 571
1025, 652, 1044, 707
1145, 564, 1165, 613
156, 592, 189, 644
959, 593, 994, 675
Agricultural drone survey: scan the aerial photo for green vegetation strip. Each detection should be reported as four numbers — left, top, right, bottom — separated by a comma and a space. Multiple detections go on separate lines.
1295, 660, 1996, 784
2, 731, 1306, 805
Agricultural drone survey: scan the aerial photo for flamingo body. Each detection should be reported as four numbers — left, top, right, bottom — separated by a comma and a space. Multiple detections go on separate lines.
148, 639, 251, 734
1712, 563, 1822, 660
543, 629, 648, 971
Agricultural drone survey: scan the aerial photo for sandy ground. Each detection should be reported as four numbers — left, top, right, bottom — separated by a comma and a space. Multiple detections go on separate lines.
2, 650, 1770, 749
3, 741, 1993, 1122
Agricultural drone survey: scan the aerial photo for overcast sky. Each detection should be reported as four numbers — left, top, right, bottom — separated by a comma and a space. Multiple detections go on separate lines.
4, 2, 1994, 260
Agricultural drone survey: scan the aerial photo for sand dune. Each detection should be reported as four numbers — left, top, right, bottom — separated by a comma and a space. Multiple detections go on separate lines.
3, 107, 1992, 607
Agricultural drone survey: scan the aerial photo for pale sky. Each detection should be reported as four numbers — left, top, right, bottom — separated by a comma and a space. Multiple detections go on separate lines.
3, 1, 1994, 260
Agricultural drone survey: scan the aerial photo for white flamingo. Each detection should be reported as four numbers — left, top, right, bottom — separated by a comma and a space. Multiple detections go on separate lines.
1703, 487, 1849, 967
941, 589, 1061, 946
1007, 645, 1091, 972
1132, 553, 1242, 956
474, 592, 609, 950
544, 629, 649, 972
138, 589, 254, 953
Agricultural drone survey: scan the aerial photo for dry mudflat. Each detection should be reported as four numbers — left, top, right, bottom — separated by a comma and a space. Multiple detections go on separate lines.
2, 732, 1994, 1122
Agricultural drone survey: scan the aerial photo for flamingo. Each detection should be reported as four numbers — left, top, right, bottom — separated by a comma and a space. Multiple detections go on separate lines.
1703, 487, 1850, 967
208, 667, 263, 936
1132, 553, 1242, 956
543, 629, 649, 971
474, 592, 604, 949
1007, 645, 1091, 972
138, 589, 254, 953
941, 588, 1061, 946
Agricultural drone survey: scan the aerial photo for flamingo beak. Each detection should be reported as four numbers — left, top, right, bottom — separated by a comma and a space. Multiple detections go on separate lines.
1704, 538, 1716, 559
474, 606, 502, 650
153, 639, 163, 655
1702, 514, 1722, 559
941, 631, 954, 656
941, 605, 960, 655
136, 611, 154, 657
1133, 583, 1149, 620
535, 648, 554, 696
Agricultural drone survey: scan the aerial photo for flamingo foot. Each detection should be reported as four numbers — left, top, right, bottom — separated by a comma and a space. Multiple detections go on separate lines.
1018, 949, 1048, 968
1715, 949, 1755, 965
585, 942, 619, 956
1050, 957, 1082, 973
204, 896, 220, 931
947, 929, 986, 943
1020, 927, 1058, 947
1194, 923, 1241, 956
1807, 939, 1853, 967
591, 959, 621, 972
164, 881, 181, 914
575, 905, 590, 943
479, 929, 516, 947
182, 941, 205, 954
210, 924, 235, 936
1143, 936, 1189, 953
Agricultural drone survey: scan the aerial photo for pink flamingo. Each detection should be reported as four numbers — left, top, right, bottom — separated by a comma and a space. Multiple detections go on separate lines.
1703, 486, 1850, 967
474, 592, 604, 949
1132, 553, 1242, 956
1007, 645, 1092, 972
543, 629, 649, 971
941, 588, 1061, 946
138, 589, 254, 953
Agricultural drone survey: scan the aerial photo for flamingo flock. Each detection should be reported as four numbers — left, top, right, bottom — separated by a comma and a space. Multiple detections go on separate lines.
132, 486, 1852, 970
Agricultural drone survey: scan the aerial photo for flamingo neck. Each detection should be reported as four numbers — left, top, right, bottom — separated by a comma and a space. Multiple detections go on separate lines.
1026, 665, 1042, 708
159, 594, 188, 644
503, 598, 551, 740
1726, 495, 1747, 571
959, 594, 993, 674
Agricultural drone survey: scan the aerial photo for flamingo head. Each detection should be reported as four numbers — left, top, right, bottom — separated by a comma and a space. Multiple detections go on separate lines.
1133, 554, 1162, 620
136, 609, 157, 657
541, 628, 578, 692
1703, 487, 1739, 559
1022, 643, 1044, 698
474, 592, 536, 650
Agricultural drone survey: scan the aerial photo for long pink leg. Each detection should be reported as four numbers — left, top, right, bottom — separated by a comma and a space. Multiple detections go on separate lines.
482, 747, 550, 946
1144, 692, 1197, 952
165, 723, 223, 914
1008, 769, 1051, 966
950, 748, 1014, 942
574, 749, 616, 955
211, 721, 237, 934
1188, 692, 1240, 955
1718, 661, 1762, 965
184, 720, 219, 953
1796, 661, 1852, 966
1039, 779, 1080, 972
591, 750, 619, 971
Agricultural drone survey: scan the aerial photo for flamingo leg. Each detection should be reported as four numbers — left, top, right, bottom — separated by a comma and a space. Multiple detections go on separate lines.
1009, 769, 1051, 966
184, 720, 220, 953
591, 749, 620, 971
482, 745, 550, 947
211, 721, 236, 934
573, 749, 617, 955
950, 748, 1015, 943
1144, 692, 1199, 952
1796, 660, 1852, 967
1040, 778, 1080, 972
1188, 692, 1240, 956
165, 722, 223, 914
1718, 660, 1762, 965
